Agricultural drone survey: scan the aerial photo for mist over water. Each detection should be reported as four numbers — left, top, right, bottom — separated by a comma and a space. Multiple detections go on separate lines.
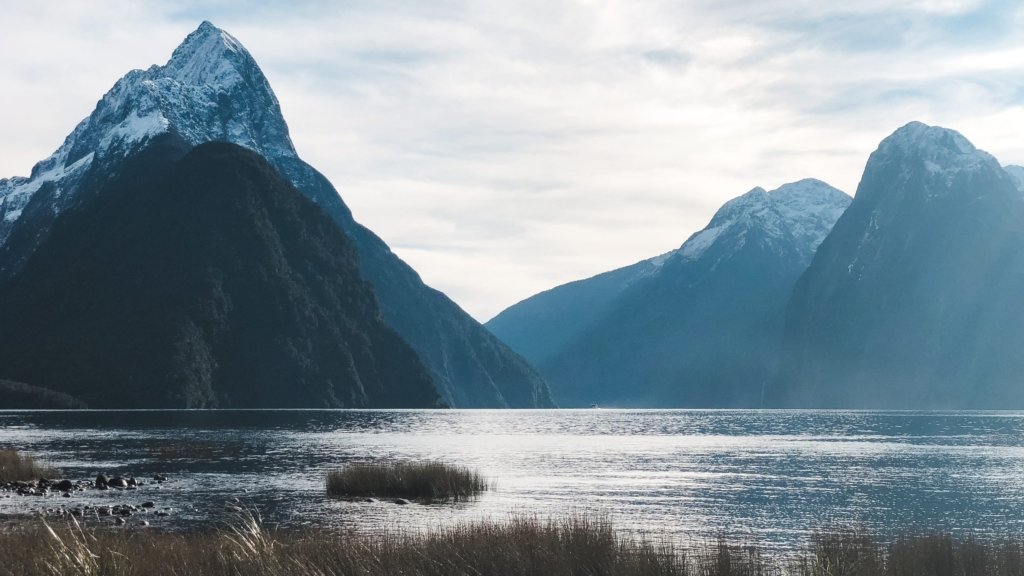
2, 409, 1023, 549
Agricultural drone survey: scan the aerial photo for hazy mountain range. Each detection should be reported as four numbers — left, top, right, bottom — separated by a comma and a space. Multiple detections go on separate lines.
488, 180, 851, 407
3, 22, 1021, 410
491, 122, 1024, 409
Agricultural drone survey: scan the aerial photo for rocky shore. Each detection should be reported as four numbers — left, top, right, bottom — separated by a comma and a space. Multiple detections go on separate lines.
1, 473, 173, 527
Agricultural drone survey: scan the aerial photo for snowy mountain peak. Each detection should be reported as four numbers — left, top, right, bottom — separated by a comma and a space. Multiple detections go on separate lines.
0, 22, 298, 248
858, 122, 1009, 207
163, 21, 256, 88
678, 179, 850, 263
884, 121, 977, 156
873, 122, 997, 185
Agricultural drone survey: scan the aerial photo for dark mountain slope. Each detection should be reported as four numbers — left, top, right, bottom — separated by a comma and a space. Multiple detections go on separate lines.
0, 22, 552, 408
774, 122, 1024, 408
487, 255, 670, 368
0, 137, 439, 409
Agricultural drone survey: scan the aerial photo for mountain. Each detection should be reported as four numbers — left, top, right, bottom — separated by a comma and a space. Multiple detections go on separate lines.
487, 251, 675, 369
487, 179, 850, 407
0, 137, 439, 408
0, 21, 552, 408
1004, 164, 1024, 193
774, 122, 1024, 408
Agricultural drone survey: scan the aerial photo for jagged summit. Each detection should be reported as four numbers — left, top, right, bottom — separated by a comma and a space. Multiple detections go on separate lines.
166, 21, 249, 79
856, 122, 1003, 208
883, 121, 977, 155
678, 178, 849, 263
707, 179, 848, 227
159, 21, 280, 113
0, 21, 296, 247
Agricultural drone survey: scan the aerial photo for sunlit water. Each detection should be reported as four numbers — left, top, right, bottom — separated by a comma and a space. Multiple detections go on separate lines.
2, 409, 1024, 549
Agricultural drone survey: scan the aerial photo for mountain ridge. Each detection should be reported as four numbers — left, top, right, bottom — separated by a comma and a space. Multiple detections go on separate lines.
0, 137, 441, 408
0, 21, 553, 408
488, 179, 850, 407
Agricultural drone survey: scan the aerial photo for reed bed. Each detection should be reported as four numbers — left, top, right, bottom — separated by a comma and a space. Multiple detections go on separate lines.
0, 512, 685, 576
0, 450, 57, 483
1, 511, 1023, 576
326, 460, 489, 501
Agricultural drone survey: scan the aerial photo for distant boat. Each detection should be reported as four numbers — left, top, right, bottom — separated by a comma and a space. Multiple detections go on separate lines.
590, 404, 600, 409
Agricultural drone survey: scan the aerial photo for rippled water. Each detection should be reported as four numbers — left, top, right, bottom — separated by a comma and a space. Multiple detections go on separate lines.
2, 409, 1024, 549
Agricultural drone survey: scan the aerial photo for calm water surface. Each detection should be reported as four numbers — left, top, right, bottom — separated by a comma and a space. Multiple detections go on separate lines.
2, 409, 1024, 549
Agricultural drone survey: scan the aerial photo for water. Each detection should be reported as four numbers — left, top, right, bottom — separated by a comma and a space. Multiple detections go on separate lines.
2, 409, 1024, 549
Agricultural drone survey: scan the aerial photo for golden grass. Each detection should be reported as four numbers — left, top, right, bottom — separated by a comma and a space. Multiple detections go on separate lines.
0, 511, 686, 576
326, 460, 490, 501
0, 450, 57, 483
0, 511, 1021, 576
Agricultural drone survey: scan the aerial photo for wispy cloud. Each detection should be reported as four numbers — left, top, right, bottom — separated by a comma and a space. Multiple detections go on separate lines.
3, 0, 1024, 320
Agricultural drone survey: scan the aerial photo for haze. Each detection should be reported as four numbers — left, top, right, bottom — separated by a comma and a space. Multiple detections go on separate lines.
3, 0, 1024, 320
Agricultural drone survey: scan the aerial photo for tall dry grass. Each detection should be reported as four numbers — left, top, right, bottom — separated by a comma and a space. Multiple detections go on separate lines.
1, 511, 1023, 576
326, 460, 489, 501
0, 450, 57, 482
0, 511, 688, 576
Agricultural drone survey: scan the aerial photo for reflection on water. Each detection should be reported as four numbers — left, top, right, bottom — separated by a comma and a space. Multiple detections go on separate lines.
2, 409, 1024, 549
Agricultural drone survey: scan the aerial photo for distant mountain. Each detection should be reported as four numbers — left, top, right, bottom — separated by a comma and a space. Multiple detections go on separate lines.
0, 22, 552, 408
773, 122, 1024, 408
487, 251, 675, 370
1004, 164, 1024, 193
0, 138, 440, 408
488, 179, 850, 407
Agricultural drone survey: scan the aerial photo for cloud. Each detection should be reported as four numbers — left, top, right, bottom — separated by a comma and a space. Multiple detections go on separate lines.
3, 0, 1024, 320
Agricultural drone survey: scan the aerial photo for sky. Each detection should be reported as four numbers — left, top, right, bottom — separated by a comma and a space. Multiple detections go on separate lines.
3, 1, 1024, 321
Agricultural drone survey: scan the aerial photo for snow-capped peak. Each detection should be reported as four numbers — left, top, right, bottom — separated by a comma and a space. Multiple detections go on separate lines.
884, 121, 977, 156
0, 21, 297, 246
677, 179, 850, 263
857, 122, 1010, 207
871, 122, 999, 189
162, 21, 256, 91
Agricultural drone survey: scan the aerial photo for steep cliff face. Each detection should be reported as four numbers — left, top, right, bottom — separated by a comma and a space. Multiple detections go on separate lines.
775, 122, 1024, 408
489, 180, 850, 407
0, 21, 553, 408
0, 138, 440, 408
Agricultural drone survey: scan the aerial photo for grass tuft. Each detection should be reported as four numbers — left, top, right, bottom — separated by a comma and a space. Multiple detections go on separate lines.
0, 450, 58, 483
326, 460, 489, 501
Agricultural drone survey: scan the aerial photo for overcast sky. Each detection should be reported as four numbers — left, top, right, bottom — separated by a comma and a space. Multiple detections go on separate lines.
4, 1, 1024, 321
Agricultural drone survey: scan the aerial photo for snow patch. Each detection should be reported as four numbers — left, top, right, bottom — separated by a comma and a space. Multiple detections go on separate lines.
99, 112, 170, 151
879, 122, 998, 195
1, 152, 94, 207
679, 224, 727, 260
675, 179, 850, 264
646, 250, 676, 268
